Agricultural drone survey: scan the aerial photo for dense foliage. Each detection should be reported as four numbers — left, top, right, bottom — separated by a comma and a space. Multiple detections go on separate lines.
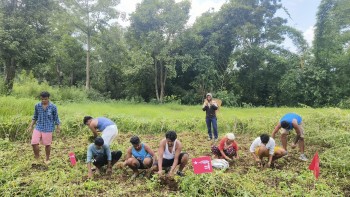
0, 0, 349, 107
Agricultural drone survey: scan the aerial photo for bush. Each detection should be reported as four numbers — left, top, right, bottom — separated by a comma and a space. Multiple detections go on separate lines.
215, 90, 240, 107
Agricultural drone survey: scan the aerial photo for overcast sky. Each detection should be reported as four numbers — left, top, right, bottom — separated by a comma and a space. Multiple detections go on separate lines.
116, 0, 322, 48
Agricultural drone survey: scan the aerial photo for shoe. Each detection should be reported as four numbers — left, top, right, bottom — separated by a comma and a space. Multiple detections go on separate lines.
176, 171, 185, 177
214, 138, 218, 142
299, 154, 308, 161
207, 137, 212, 141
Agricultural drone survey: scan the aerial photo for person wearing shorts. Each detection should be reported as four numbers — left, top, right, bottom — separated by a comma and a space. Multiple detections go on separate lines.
83, 116, 118, 146
154, 131, 189, 177
86, 137, 122, 178
249, 134, 287, 168
28, 91, 60, 164
272, 113, 308, 161
124, 136, 156, 179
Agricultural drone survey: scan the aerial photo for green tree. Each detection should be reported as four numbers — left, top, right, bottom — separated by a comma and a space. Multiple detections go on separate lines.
0, 0, 53, 93
127, 0, 191, 102
62, 0, 120, 90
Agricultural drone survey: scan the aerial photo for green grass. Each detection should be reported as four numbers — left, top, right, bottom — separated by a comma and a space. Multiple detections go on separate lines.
0, 97, 349, 196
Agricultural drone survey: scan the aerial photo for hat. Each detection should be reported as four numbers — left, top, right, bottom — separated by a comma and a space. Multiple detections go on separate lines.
226, 133, 235, 140
206, 93, 212, 97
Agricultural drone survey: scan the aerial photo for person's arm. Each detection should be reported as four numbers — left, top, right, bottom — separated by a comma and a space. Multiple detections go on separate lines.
249, 139, 260, 163
218, 139, 231, 161
202, 99, 208, 111
272, 122, 281, 138
29, 105, 38, 131
233, 142, 239, 159
105, 145, 112, 173
87, 162, 93, 178
86, 145, 93, 178
169, 141, 181, 176
53, 106, 61, 134
267, 140, 275, 167
292, 119, 301, 144
144, 144, 157, 165
88, 120, 99, 137
124, 147, 132, 166
211, 101, 218, 110
157, 140, 165, 174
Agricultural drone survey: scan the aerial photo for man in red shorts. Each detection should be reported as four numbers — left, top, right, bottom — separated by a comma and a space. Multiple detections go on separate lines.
28, 91, 61, 164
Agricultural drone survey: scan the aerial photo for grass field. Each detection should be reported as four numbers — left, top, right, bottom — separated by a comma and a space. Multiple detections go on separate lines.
0, 97, 349, 196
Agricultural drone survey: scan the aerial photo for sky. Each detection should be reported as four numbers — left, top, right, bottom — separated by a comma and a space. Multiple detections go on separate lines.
116, 0, 322, 48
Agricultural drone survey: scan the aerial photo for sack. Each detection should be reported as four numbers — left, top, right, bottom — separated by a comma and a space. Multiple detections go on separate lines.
211, 159, 229, 169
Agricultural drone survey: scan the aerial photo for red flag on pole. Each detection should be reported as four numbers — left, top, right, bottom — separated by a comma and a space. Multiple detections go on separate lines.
192, 156, 213, 174
308, 152, 320, 179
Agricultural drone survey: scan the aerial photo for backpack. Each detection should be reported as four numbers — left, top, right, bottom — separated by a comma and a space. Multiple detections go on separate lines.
211, 159, 229, 169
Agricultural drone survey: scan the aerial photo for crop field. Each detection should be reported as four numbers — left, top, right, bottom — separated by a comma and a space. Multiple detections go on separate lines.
0, 97, 350, 196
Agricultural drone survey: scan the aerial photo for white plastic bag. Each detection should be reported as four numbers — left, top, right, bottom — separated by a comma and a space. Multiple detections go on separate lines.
211, 159, 229, 169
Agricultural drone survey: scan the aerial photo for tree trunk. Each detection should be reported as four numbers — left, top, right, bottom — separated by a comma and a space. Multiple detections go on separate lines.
160, 64, 167, 103
4, 57, 16, 94
154, 58, 160, 101
85, 33, 90, 90
85, 0, 90, 90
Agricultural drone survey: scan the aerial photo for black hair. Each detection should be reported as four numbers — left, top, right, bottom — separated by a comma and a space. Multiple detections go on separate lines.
40, 91, 50, 98
130, 136, 140, 145
165, 131, 177, 141
94, 137, 104, 146
260, 134, 270, 144
281, 121, 290, 129
83, 116, 93, 125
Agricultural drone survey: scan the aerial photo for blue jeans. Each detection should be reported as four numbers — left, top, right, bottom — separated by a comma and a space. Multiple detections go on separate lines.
206, 117, 218, 139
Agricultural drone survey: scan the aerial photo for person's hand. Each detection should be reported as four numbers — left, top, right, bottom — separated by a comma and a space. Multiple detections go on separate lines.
167, 170, 174, 177
267, 162, 271, 168
56, 127, 61, 135
106, 167, 112, 174
235, 156, 240, 160
225, 157, 233, 162
88, 171, 93, 178
156, 170, 163, 176
27, 125, 33, 133
291, 143, 297, 149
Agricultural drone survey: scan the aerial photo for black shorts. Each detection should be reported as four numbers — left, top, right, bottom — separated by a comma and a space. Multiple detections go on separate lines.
162, 152, 187, 168
93, 151, 122, 168
136, 157, 152, 169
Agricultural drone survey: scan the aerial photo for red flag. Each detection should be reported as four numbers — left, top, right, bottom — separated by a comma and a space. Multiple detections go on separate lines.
192, 156, 213, 174
308, 152, 320, 179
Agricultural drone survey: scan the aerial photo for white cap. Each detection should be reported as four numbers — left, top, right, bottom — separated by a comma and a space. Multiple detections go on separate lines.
226, 133, 235, 140
206, 93, 212, 97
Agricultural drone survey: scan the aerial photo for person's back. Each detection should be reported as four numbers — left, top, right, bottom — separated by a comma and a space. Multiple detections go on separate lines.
280, 113, 302, 130
96, 117, 115, 131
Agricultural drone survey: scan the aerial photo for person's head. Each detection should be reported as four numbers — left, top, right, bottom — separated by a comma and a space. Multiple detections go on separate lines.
260, 134, 270, 144
281, 121, 290, 129
226, 133, 235, 143
165, 131, 177, 147
94, 137, 104, 149
83, 116, 93, 126
206, 93, 212, 101
130, 135, 141, 150
40, 91, 50, 104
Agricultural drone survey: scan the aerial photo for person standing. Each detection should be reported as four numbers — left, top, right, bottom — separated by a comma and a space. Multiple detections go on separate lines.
83, 116, 118, 147
28, 91, 60, 164
272, 113, 308, 161
202, 93, 219, 141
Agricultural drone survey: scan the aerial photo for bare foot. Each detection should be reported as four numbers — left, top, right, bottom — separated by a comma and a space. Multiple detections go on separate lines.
291, 144, 297, 149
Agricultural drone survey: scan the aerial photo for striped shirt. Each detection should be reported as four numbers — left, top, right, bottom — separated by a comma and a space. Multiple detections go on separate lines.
32, 102, 60, 132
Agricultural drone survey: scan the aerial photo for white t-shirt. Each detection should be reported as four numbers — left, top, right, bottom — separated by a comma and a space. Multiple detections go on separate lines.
249, 137, 276, 155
